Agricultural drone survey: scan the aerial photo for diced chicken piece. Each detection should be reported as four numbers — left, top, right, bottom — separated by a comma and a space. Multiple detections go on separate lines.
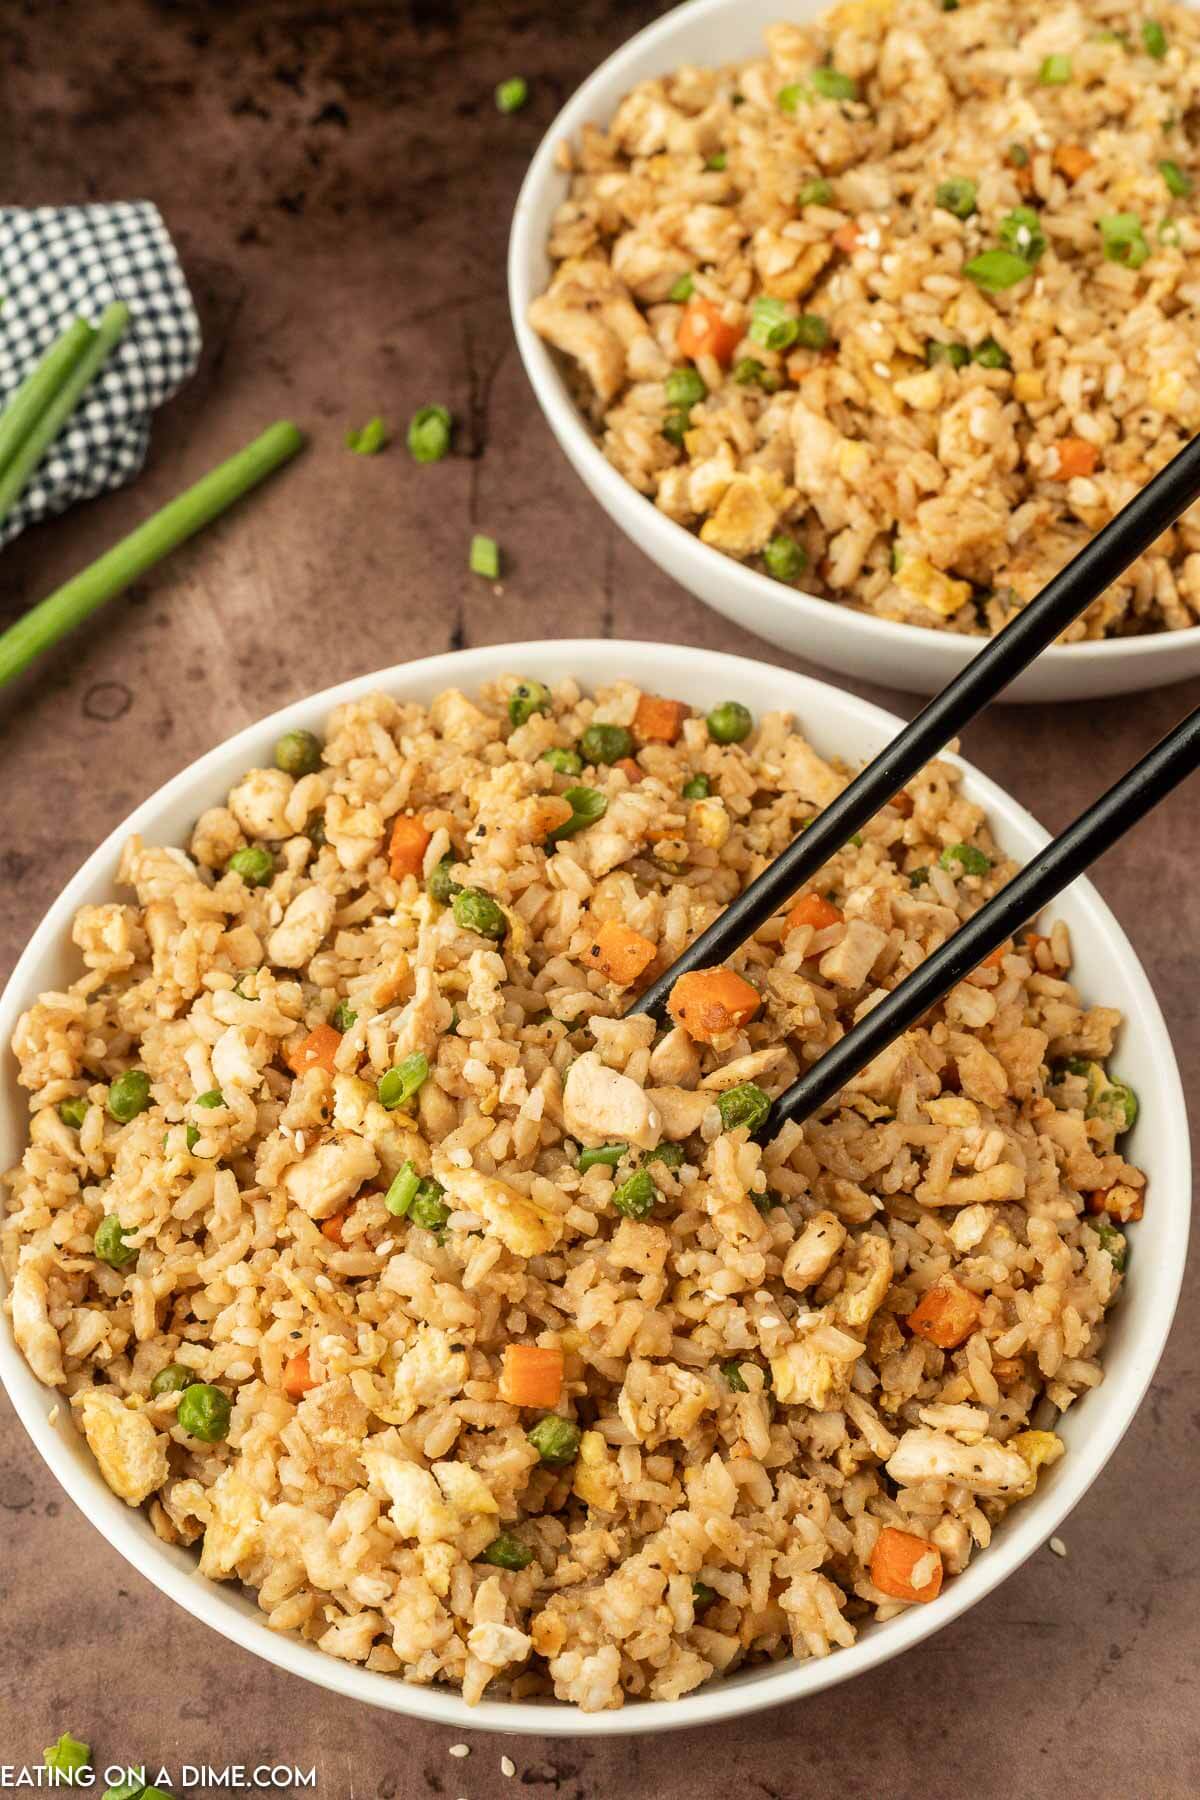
564, 1050, 662, 1151
818, 918, 888, 989
429, 686, 502, 752
645, 1085, 711, 1139
267, 885, 337, 969
361, 1444, 456, 1541
10, 1261, 64, 1386
529, 260, 657, 404
228, 768, 294, 842
920, 1162, 1026, 1207
699, 469, 790, 558
887, 1427, 1033, 1497
778, 735, 844, 807
648, 1026, 702, 1089
281, 1135, 380, 1220
211, 1024, 269, 1094
75, 1389, 170, 1506
467, 1619, 534, 1669
834, 1233, 894, 1329
955, 1041, 1011, 1109
913, 492, 1008, 586
782, 1211, 847, 1292
438, 1166, 563, 1257
700, 1047, 788, 1090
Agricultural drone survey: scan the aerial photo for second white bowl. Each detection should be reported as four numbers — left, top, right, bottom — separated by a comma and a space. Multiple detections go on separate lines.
508, 0, 1200, 703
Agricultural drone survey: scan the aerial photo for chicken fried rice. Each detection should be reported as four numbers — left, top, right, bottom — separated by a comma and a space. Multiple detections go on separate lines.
531, 0, 1200, 640
2, 676, 1145, 1709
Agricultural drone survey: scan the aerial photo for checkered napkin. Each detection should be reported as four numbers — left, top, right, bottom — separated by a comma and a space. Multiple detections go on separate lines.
0, 201, 201, 548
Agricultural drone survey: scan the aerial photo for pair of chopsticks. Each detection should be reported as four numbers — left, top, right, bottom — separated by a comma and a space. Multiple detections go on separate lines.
631, 433, 1200, 1131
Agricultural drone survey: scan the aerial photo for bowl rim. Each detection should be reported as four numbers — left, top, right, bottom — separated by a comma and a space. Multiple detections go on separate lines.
507, 0, 1200, 669
0, 637, 1189, 1736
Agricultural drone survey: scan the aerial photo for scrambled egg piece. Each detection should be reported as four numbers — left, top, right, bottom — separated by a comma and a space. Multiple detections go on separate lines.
439, 1166, 563, 1257
1008, 1429, 1065, 1497
771, 1321, 864, 1411
361, 1443, 457, 1542
894, 554, 973, 617
432, 1460, 498, 1517
390, 1326, 469, 1425
700, 469, 790, 557
75, 1389, 169, 1506
199, 1466, 265, 1577
572, 1431, 621, 1510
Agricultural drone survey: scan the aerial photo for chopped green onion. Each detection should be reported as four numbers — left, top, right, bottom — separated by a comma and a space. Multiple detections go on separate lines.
1038, 53, 1073, 84
716, 1082, 771, 1134
196, 1088, 224, 1109
643, 1142, 685, 1169
811, 67, 858, 101
926, 341, 969, 369
794, 313, 830, 350
409, 1180, 450, 1232
385, 1161, 421, 1217
798, 177, 833, 207
939, 843, 991, 876
453, 887, 508, 940
495, 75, 528, 112
332, 1001, 357, 1033
1099, 211, 1150, 268
707, 152, 727, 171
611, 1168, 657, 1218
378, 1052, 430, 1109
527, 1413, 581, 1465
731, 356, 782, 391
548, 785, 607, 841
963, 248, 1033, 291
935, 176, 977, 219
972, 336, 1012, 369
748, 296, 799, 352
578, 1141, 627, 1171
469, 533, 501, 578
763, 533, 807, 581
692, 1579, 718, 1608
1159, 159, 1192, 197
665, 366, 707, 408
1094, 1219, 1127, 1272
909, 866, 930, 887
1008, 142, 1030, 167
998, 206, 1047, 263
777, 83, 805, 113
669, 272, 695, 302
1141, 19, 1168, 58
407, 404, 452, 463
720, 1358, 750, 1392
345, 416, 389, 455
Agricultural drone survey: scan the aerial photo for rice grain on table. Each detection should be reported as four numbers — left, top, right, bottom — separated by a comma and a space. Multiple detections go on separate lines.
2, 674, 1144, 1710
530, 0, 1200, 641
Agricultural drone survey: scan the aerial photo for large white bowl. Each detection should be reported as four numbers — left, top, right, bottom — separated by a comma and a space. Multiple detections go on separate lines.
508, 0, 1200, 704
0, 640, 1188, 1734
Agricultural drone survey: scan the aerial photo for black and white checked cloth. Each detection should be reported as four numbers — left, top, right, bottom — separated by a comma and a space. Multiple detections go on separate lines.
0, 202, 200, 548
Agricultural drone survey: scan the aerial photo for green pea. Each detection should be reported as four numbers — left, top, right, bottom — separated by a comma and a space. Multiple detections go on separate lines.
332, 1001, 357, 1033
666, 367, 707, 409
972, 336, 1012, 370
810, 66, 857, 100
548, 786, 607, 842
682, 774, 711, 799
662, 408, 691, 447
579, 722, 634, 766
643, 1142, 685, 1170
938, 843, 991, 876
692, 1580, 718, 1610
612, 1168, 657, 1219
509, 679, 552, 729
428, 854, 463, 904
716, 1082, 771, 1134
227, 845, 275, 887
407, 403, 453, 463
795, 313, 831, 350
274, 728, 322, 777
763, 533, 807, 581
541, 746, 583, 776
177, 1382, 233, 1443
107, 1069, 151, 1123
926, 341, 969, 369
378, 1053, 430, 1110
934, 176, 977, 219
1094, 1219, 1127, 1272
998, 206, 1047, 264
196, 1088, 224, 1108
452, 887, 508, 940
384, 1161, 421, 1217
306, 813, 327, 848
150, 1362, 196, 1396
668, 272, 695, 301
58, 1095, 89, 1129
409, 1180, 451, 1232
720, 1359, 750, 1392
94, 1214, 137, 1268
578, 1142, 627, 1172
480, 1532, 534, 1570
527, 1413, 582, 1466
706, 701, 753, 745
732, 357, 782, 392
1087, 1081, 1138, 1136
797, 178, 832, 207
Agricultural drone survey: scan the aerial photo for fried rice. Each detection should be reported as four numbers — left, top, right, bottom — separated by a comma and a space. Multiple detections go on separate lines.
2, 676, 1145, 1710
530, 0, 1200, 640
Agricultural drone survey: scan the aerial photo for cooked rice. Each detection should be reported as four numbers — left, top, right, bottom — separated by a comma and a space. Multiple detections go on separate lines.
531, 0, 1200, 640
2, 676, 1144, 1709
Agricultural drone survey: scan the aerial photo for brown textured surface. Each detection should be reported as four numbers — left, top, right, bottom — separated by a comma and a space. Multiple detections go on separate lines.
1, 1, 1198, 1791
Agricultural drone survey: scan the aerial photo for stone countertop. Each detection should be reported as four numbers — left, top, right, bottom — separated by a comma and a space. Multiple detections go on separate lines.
1, 1, 1197, 1792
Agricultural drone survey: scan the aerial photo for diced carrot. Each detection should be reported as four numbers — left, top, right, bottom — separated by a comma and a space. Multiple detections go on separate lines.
832, 220, 861, 254
667, 967, 761, 1043
982, 940, 1013, 970
633, 693, 689, 745
388, 813, 432, 881
890, 789, 914, 818
588, 919, 657, 985
991, 1355, 1026, 1386
284, 1347, 318, 1400
870, 1527, 943, 1603
907, 1278, 984, 1349
676, 296, 741, 366
614, 756, 643, 783
1051, 437, 1098, 480
1053, 143, 1095, 182
286, 1023, 341, 1077
1086, 1184, 1144, 1221
499, 1343, 564, 1409
785, 893, 843, 935
320, 1209, 349, 1246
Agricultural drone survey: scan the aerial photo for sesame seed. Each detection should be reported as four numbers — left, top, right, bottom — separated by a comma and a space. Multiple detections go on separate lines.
501, 1757, 516, 1778
449, 1744, 470, 1759
873, 361, 890, 378
1049, 1535, 1068, 1558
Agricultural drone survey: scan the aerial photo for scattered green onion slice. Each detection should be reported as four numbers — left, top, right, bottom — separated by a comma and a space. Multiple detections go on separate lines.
384, 1161, 422, 1217
495, 75, 528, 112
732, 356, 782, 391
669, 272, 695, 302
794, 313, 831, 350
345, 416, 389, 456
332, 1001, 357, 1033
548, 785, 607, 841
578, 1142, 628, 1171
407, 404, 452, 463
998, 206, 1047, 263
665, 366, 707, 408
972, 336, 1012, 369
797, 177, 833, 206
935, 176, 977, 219
763, 533, 807, 581
611, 1168, 657, 1218
811, 67, 858, 101
377, 1052, 430, 1110
469, 533, 501, 579
926, 340, 969, 369
963, 249, 1033, 291
1038, 53, 1073, 84
716, 1082, 771, 1134
1159, 160, 1192, 198
748, 295, 799, 352
1099, 211, 1150, 268
939, 843, 992, 876
1141, 19, 1168, 58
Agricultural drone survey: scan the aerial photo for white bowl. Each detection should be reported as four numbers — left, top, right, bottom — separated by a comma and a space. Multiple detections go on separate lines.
0, 640, 1188, 1734
508, 0, 1200, 704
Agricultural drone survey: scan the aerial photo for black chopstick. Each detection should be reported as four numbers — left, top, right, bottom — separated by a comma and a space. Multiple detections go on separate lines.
764, 702, 1200, 1131
631, 430, 1200, 1022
